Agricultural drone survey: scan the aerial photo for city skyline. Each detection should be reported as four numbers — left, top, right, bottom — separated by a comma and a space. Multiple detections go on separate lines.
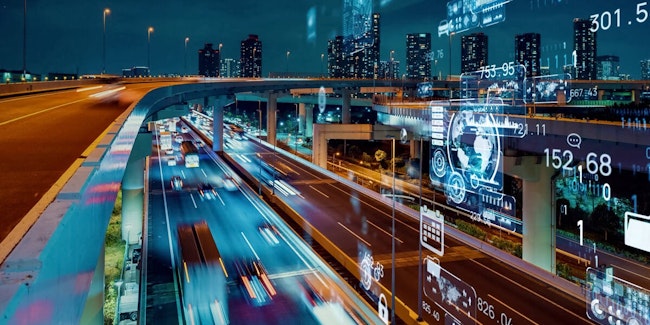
0, 0, 648, 79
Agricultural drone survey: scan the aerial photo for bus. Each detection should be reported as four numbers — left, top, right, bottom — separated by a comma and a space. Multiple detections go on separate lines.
177, 221, 229, 325
180, 140, 199, 168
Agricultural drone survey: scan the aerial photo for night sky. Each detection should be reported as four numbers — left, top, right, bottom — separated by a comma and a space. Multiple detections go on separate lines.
0, 0, 647, 78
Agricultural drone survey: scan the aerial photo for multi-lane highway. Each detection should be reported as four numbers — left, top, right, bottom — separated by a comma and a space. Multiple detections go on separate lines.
208, 117, 593, 324
144, 121, 382, 324
0, 82, 180, 246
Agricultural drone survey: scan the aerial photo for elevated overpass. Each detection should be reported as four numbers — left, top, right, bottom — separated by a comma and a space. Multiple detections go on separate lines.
0, 77, 647, 324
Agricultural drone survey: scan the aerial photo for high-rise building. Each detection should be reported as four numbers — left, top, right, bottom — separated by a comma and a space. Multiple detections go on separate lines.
240, 34, 262, 78
343, 0, 373, 45
406, 33, 431, 80
328, 0, 380, 79
198, 43, 220, 77
461, 33, 488, 73
596, 55, 620, 80
220, 58, 239, 78
573, 18, 597, 80
641, 59, 650, 80
379, 60, 400, 79
515, 33, 541, 78
327, 36, 346, 78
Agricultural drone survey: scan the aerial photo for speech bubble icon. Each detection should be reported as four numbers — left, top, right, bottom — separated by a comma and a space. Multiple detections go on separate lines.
567, 133, 582, 149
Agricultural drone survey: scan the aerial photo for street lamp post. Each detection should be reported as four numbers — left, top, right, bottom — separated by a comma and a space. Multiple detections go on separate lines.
102, 8, 110, 74
389, 136, 397, 325
147, 26, 154, 73
448, 32, 455, 81
218, 43, 223, 77
320, 53, 325, 76
23, 0, 27, 78
184, 37, 189, 76
286, 51, 291, 74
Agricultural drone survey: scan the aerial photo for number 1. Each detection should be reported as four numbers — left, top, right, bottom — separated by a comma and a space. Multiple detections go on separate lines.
577, 220, 583, 246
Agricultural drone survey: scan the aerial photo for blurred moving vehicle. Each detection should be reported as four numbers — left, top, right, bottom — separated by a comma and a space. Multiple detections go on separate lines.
258, 221, 280, 246
233, 258, 276, 306
170, 176, 183, 191
198, 183, 216, 200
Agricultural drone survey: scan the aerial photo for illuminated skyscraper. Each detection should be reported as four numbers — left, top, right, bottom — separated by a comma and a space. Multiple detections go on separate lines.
515, 33, 541, 78
596, 55, 620, 80
641, 59, 650, 80
573, 18, 597, 80
461, 33, 488, 73
379, 60, 399, 79
406, 33, 431, 80
220, 58, 239, 78
198, 43, 220, 77
327, 36, 346, 78
240, 34, 262, 78
343, 0, 373, 43
330, 0, 379, 79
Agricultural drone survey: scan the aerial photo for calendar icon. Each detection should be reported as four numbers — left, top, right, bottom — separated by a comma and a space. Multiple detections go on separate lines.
420, 206, 444, 256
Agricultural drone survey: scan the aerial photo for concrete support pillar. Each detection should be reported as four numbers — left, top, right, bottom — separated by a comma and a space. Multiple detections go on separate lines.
122, 132, 151, 245
210, 95, 229, 152
504, 156, 556, 272
80, 243, 105, 325
312, 124, 328, 168
298, 103, 306, 135
305, 104, 314, 138
267, 93, 278, 146
341, 89, 351, 124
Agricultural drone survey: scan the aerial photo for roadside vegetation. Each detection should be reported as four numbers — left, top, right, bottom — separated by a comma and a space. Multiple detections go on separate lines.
104, 191, 124, 325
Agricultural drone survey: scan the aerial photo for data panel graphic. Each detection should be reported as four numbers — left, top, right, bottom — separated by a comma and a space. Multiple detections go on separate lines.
423, 256, 477, 325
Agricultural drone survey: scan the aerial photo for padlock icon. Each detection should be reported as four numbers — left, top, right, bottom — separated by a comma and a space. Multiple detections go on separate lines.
378, 293, 389, 324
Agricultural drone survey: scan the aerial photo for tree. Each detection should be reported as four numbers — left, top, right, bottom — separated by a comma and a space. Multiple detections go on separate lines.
374, 149, 387, 162
590, 203, 621, 242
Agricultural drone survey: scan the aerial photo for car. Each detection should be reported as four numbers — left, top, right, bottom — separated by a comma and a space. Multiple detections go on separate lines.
170, 176, 183, 191
174, 135, 184, 143
258, 221, 280, 246
181, 126, 189, 133
233, 259, 276, 305
197, 182, 216, 200
223, 176, 237, 191
165, 148, 174, 155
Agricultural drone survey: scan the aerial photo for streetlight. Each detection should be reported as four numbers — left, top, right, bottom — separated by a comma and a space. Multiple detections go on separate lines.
184, 37, 189, 76
320, 53, 325, 76
388, 135, 397, 325
102, 8, 110, 74
286, 50, 291, 74
218, 43, 223, 77
448, 32, 455, 80
22, 0, 27, 78
147, 26, 154, 73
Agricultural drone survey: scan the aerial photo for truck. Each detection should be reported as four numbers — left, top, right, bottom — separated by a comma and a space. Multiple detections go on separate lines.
160, 131, 172, 151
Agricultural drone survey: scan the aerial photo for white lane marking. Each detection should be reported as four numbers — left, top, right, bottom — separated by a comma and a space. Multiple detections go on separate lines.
0, 89, 77, 103
201, 168, 208, 178
367, 220, 404, 244
611, 263, 650, 282
337, 222, 371, 247
189, 193, 197, 208
181, 170, 186, 179
214, 190, 226, 206
309, 185, 330, 198
0, 97, 89, 126
241, 232, 260, 260
470, 259, 590, 323
488, 294, 539, 325
76, 85, 104, 92
328, 183, 419, 233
